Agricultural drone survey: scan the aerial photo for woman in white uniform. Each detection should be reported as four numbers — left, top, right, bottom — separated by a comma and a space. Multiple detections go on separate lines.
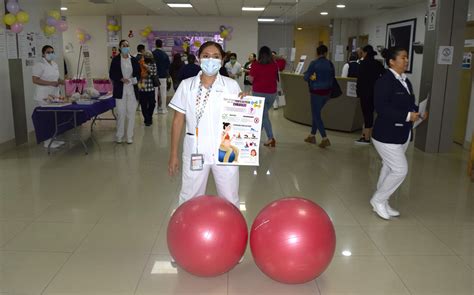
168, 41, 242, 207
32, 45, 64, 148
109, 39, 141, 144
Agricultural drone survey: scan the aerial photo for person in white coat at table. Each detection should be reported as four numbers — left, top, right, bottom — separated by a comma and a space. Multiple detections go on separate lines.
168, 41, 242, 207
32, 45, 65, 148
109, 39, 141, 144
370, 47, 428, 220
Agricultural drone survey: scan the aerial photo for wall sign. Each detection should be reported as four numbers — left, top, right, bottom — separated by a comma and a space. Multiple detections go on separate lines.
427, 7, 437, 31
437, 46, 454, 65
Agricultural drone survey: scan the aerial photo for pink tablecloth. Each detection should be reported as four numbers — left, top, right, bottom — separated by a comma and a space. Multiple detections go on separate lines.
65, 79, 112, 96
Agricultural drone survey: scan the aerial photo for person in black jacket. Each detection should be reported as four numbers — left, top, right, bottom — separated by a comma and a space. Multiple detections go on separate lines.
109, 39, 141, 144
370, 47, 427, 220
177, 54, 201, 83
153, 39, 171, 114
355, 45, 385, 144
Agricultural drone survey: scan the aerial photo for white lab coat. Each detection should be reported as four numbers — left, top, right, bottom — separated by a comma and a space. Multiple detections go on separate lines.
169, 71, 242, 207
32, 58, 60, 104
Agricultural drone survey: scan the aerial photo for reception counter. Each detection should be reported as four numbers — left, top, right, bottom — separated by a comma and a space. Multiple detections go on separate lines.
280, 72, 363, 132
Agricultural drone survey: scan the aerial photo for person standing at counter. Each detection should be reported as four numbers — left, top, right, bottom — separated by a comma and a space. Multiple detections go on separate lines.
370, 47, 427, 220
249, 46, 279, 148
32, 45, 65, 148
341, 51, 359, 78
109, 39, 141, 144
355, 45, 385, 144
303, 45, 333, 148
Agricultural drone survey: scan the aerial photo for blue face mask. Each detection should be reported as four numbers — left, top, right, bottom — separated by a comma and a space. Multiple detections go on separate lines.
45, 53, 55, 61
200, 58, 221, 76
121, 47, 130, 55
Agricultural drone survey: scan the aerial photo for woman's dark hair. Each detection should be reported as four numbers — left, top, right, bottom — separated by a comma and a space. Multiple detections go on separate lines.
258, 46, 273, 64
172, 53, 182, 65
42, 45, 54, 55
223, 122, 231, 129
348, 51, 358, 62
317, 45, 328, 56
198, 41, 225, 59
119, 40, 128, 48
188, 54, 196, 64
230, 53, 237, 59
251, 53, 256, 59
381, 47, 407, 67
362, 45, 377, 58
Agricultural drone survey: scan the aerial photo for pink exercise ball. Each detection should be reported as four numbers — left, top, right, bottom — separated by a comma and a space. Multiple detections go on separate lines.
250, 197, 336, 284
167, 195, 248, 277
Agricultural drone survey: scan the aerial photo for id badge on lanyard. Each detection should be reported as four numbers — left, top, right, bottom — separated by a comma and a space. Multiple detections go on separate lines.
190, 83, 212, 171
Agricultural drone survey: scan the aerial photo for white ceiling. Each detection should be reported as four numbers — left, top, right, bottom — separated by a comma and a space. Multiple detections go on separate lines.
61, 0, 426, 25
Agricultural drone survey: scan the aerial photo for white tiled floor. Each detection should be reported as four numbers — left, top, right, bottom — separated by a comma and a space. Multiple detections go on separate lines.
0, 108, 473, 294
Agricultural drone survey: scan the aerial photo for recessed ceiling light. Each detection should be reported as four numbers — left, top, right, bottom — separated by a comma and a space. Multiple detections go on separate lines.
297, 27, 303, 30
258, 18, 275, 22
336, 4, 346, 8
60, 7, 68, 11
320, 12, 329, 15
167, 3, 193, 8
242, 7, 265, 11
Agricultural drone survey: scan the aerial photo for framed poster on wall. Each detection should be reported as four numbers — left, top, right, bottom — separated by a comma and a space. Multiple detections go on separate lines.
386, 18, 417, 73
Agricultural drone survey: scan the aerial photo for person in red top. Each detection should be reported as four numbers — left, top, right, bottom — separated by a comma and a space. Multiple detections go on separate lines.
250, 46, 279, 147
272, 51, 287, 71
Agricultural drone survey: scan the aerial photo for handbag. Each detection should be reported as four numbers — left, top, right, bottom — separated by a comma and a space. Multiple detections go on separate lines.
330, 78, 342, 98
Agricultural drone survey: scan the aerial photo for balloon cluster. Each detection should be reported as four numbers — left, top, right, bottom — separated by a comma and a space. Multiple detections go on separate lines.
140, 26, 155, 41
3, 0, 30, 34
43, 10, 68, 36
193, 40, 202, 48
219, 25, 233, 41
76, 28, 91, 44
106, 19, 120, 36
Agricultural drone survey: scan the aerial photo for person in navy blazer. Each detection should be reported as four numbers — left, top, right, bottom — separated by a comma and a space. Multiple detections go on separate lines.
370, 47, 427, 220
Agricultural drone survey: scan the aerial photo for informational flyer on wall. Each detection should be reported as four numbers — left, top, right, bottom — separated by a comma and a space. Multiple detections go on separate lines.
216, 95, 265, 166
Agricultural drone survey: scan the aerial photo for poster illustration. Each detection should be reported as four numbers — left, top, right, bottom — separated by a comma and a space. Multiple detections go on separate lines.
217, 95, 265, 166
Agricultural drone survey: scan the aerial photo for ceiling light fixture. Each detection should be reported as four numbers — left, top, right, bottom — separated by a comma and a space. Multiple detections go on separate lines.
60, 7, 68, 11
320, 12, 329, 15
167, 3, 193, 8
242, 7, 265, 11
258, 18, 275, 22
297, 27, 303, 30
336, 4, 346, 8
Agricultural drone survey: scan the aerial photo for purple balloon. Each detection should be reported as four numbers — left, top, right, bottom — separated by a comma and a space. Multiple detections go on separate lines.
147, 32, 155, 41
56, 20, 68, 32
10, 22, 23, 34
47, 16, 57, 26
108, 19, 116, 25
85, 34, 91, 41
6, 1, 20, 14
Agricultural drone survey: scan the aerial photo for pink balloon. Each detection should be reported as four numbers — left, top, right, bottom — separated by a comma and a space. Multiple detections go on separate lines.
6, 1, 20, 14
56, 20, 68, 32
47, 16, 57, 26
10, 22, 23, 34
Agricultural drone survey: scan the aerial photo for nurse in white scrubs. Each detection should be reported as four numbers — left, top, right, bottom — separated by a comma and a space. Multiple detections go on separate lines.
32, 45, 64, 148
168, 41, 242, 207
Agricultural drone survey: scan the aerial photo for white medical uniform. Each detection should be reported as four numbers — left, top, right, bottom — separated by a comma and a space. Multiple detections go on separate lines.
116, 55, 138, 141
225, 61, 242, 79
32, 58, 60, 105
169, 71, 241, 207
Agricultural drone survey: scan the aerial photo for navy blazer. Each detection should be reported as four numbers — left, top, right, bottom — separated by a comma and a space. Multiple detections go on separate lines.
109, 55, 141, 99
372, 70, 419, 144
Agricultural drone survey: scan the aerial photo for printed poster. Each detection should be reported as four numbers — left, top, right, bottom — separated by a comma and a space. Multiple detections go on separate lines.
217, 95, 265, 166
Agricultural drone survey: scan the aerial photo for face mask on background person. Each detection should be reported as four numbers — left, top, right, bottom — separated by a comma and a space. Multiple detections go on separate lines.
45, 53, 56, 61
200, 58, 221, 76
121, 47, 130, 55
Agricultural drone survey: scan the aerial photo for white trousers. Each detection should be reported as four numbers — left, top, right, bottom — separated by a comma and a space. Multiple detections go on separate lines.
179, 155, 240, 207
159, 78, 167, 110
115, 86, 138, 141
372, 136, 410, 203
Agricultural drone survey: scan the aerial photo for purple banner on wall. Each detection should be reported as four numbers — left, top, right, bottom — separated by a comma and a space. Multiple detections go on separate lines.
146, 31, 224, 59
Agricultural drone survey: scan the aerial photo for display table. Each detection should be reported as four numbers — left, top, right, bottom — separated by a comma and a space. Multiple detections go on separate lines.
65, 79, 112, 96
32, 96, 116, 154
280, 72, 363, 132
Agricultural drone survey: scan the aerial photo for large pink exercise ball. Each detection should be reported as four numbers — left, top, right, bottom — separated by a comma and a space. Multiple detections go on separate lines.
167, 195, 248, 277
250, 197, 336, 284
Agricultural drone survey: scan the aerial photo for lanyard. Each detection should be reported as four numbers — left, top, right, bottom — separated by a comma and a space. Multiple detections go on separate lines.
195, 82, 213, 154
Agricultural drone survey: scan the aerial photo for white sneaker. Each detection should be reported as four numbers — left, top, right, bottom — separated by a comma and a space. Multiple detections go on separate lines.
370, 199, 390, 220
43, 140, 61, 149
116, 138, 123, 144
126, 138, 133, 144
385, 202, 400, 217
158, 108, 168, 114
